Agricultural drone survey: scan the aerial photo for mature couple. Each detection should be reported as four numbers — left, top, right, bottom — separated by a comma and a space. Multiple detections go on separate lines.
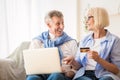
27, 7, 120, 80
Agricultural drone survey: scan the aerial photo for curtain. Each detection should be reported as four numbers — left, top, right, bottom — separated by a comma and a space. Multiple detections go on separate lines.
0, 0, 42, 58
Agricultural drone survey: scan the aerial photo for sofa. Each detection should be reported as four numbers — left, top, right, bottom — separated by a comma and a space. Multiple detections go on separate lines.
0, 41, 30, 80
0, 41, 120, 80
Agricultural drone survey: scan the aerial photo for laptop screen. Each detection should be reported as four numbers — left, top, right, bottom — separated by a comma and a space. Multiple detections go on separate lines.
23, 47, 62, 75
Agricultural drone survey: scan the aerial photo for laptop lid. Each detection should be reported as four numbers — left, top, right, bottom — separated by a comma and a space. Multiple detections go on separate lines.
23, 47, 62, 75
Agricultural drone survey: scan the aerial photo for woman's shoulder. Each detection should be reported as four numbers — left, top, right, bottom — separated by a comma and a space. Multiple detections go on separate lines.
107, 31, 120, 41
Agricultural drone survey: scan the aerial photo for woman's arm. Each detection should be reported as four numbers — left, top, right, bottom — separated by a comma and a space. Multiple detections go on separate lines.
97, 57, 119, 74
88, 50, 119, 74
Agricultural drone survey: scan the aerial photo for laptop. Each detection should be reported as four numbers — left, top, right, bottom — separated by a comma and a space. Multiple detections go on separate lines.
23, 47, 62, 75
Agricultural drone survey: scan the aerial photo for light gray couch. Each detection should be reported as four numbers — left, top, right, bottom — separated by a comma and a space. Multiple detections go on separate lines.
0, 41, 30, 80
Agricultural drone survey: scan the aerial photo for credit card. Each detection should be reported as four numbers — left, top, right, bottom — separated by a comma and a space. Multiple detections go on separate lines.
80, 47, 90, 52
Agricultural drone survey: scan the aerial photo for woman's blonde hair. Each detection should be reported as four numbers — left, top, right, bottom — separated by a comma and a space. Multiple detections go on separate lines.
88, 7, 109, 28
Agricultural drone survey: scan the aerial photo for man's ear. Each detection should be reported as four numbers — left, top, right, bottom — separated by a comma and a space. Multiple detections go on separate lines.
47, 23, 51, 28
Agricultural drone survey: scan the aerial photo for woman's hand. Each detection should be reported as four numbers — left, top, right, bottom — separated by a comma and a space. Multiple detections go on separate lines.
87, 50, 100, 62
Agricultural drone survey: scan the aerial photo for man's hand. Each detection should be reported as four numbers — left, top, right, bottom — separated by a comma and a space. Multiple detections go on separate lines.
65, 71, 75, 78
62, 56, 74, 65
63, 55, 81, 70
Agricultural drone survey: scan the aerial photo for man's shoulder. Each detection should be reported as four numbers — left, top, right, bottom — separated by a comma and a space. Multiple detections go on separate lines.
67, 39, 77, 42
63, 39, 77, 45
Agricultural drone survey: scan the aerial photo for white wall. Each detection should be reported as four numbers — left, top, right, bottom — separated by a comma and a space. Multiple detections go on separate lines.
108, 14, 120, 37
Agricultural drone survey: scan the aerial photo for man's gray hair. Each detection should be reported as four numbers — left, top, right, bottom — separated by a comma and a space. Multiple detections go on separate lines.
45, 10, 63, 23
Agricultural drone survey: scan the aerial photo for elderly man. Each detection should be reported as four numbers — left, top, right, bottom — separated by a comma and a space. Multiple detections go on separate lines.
27, 10, 77, 80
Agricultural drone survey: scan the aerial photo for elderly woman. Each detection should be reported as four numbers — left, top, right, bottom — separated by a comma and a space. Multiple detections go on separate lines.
64, 7, 120, 80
